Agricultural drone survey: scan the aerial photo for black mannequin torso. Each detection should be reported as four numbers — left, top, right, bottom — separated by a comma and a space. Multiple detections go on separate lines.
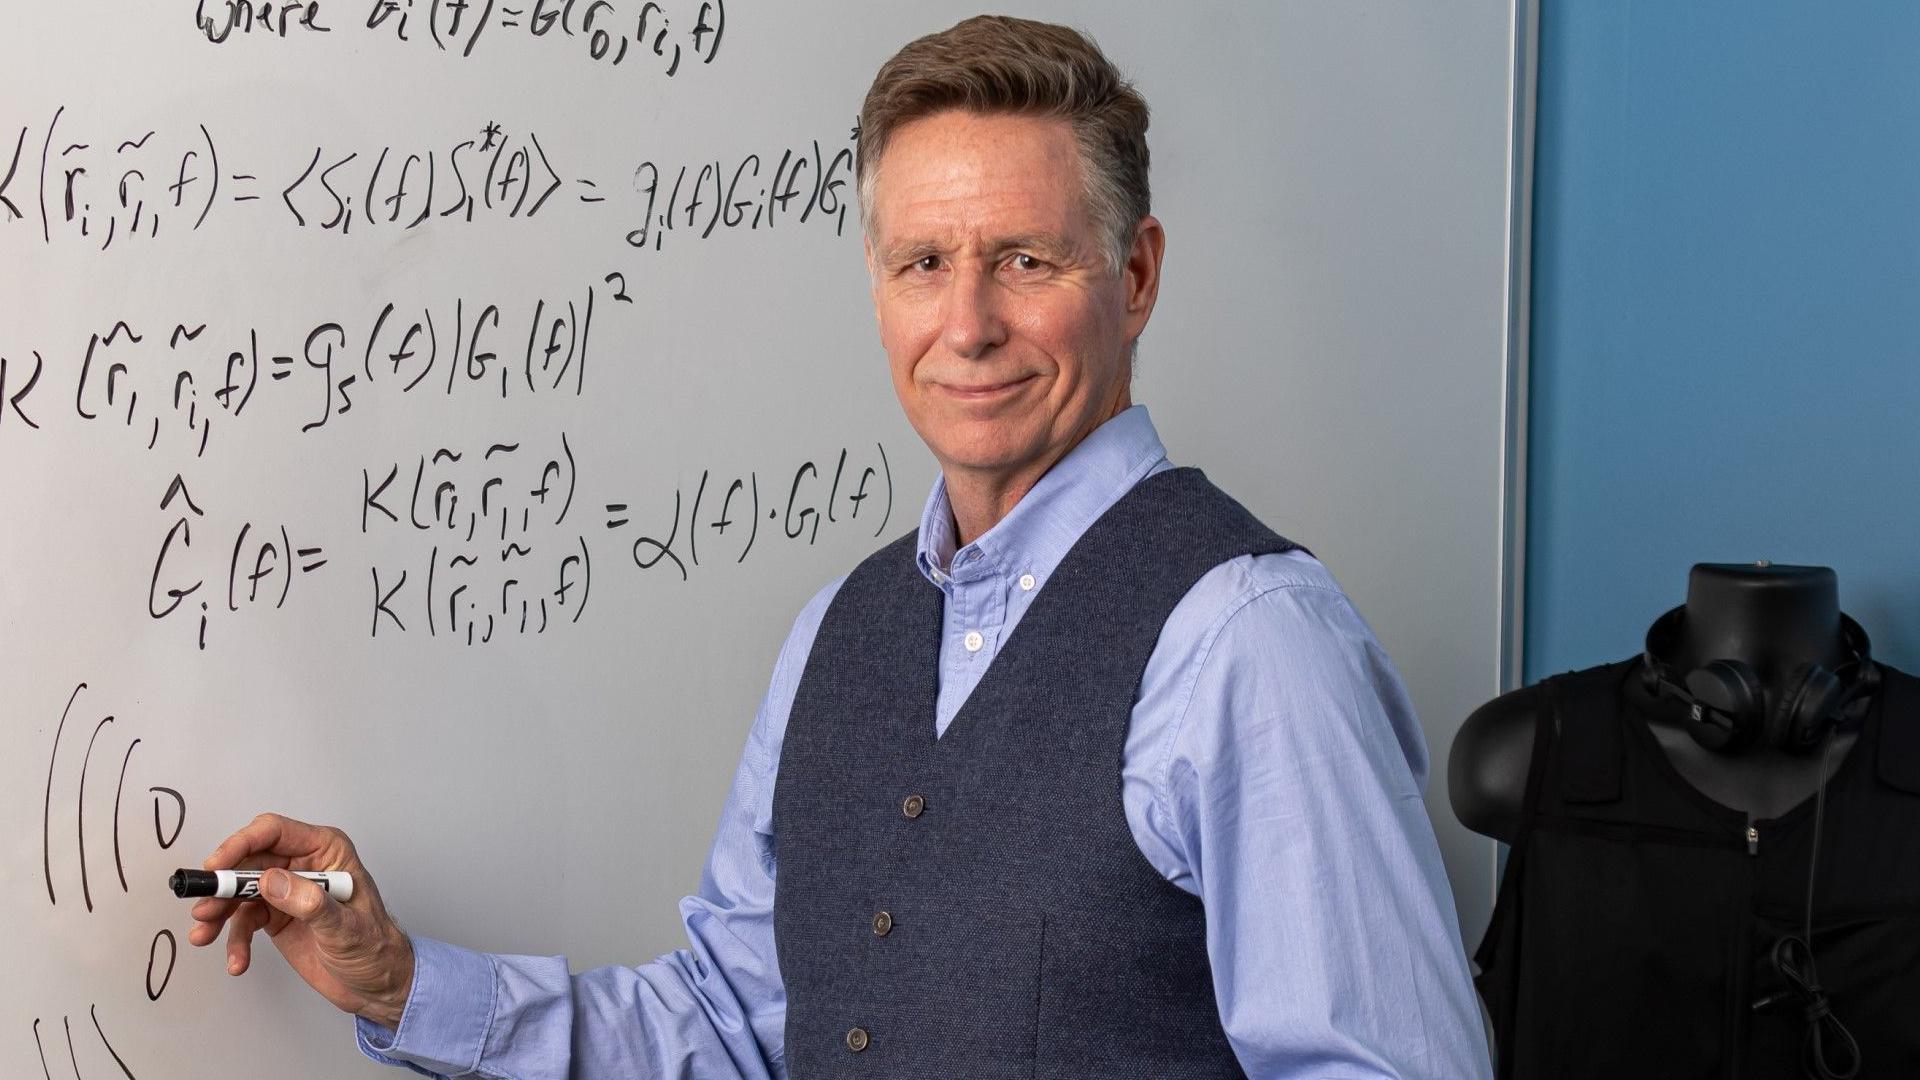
1450, 563, 1864, 843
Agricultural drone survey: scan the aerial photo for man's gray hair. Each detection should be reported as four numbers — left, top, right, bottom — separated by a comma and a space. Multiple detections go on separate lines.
857, 15, 1151, 275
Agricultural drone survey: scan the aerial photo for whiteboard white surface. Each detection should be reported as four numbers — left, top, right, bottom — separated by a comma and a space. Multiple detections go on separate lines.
1, 3, 1520, 1075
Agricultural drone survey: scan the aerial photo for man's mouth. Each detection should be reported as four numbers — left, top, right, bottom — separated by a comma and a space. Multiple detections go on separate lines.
939, 375, 1036, 398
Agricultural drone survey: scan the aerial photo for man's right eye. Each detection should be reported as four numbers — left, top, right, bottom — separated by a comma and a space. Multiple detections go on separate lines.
912, 255, 942, 273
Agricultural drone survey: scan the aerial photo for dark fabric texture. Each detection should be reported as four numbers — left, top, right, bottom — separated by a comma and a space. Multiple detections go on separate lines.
773, 467, 1296, 1079
1475, 659, 1920, 1079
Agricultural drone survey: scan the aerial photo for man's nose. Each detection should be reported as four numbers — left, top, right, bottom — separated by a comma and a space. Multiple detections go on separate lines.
940, 267, 1009, 359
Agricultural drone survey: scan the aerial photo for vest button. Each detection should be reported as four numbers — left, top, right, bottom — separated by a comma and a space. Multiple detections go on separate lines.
845, 1026, 870, 1052
872, 910, 893, 936
901, 793, 925, 819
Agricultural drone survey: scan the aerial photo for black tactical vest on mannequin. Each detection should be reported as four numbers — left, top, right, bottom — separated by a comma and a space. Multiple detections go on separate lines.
772, 468, 1295, 1079
1475, 660, 1920, 1079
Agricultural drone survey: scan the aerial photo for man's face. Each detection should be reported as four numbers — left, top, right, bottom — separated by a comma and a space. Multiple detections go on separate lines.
865, 111, 1160, 496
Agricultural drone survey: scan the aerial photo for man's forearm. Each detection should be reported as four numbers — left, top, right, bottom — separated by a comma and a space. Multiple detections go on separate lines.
356, 935, 788, 1080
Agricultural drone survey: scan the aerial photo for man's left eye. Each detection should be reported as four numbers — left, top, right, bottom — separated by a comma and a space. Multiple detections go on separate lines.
1009, 254, 1045, 272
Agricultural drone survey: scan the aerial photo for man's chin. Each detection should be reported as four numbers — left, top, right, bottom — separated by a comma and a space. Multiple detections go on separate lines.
927, 435, 1067, 490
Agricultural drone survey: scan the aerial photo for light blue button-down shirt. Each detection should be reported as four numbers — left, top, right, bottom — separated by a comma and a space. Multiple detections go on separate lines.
358, 405, 1492, 1078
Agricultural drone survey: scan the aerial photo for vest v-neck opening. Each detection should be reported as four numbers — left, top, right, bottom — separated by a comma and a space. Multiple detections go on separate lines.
925, 466, 1212, 753
927, 560, 1055, 751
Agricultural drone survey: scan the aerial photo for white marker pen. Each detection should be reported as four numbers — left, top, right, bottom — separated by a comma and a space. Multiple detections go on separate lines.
169, 868, 354, 902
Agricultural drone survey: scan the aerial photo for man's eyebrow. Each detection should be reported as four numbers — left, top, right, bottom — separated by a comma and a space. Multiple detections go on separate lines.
878, 240, 945, 266
993, 233, 1080, 259
878, 233, 1084, 266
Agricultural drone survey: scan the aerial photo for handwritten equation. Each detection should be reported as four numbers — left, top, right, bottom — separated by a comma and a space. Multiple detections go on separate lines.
612, 443, 894, 581
149, 473, 329, 651
124, 436, 897, 650
278, 122, 584, 234
196, 0, 725, 80
362, 433, 589, 644
0, 274, 618, 460
1, 111, 855, 250
625, 133, 857, 250
0, 109, 587, 249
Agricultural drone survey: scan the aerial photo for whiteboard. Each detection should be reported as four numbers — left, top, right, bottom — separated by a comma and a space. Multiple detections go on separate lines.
1, 2, 1523, 1075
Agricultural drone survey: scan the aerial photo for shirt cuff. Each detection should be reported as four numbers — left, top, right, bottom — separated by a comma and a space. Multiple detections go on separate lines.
355, 935, 497, 1076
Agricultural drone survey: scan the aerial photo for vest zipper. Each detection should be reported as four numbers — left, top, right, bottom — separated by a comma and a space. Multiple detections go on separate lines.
1746, 813, 1759, 855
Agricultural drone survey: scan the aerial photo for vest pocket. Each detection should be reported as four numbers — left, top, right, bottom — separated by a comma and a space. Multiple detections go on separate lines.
866, 905, 1043, 1079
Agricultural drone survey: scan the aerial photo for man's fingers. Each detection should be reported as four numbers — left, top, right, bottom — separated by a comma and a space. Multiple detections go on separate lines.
203, 813, 335, 871
188, 919, 220, 947
258, 867, 348, 935
186, 850, 294, 945
192, 895, 238, 921
188, 895, 241, 946
224, 901, 268, 975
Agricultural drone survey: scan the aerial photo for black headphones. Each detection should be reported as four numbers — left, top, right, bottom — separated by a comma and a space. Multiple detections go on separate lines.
1639, 606, 1879, 755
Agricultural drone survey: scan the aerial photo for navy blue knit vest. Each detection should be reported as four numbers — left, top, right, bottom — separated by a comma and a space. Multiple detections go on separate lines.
773, 467, 1296, 1079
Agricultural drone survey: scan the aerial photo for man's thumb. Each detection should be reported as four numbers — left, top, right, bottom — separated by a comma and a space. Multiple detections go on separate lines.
261, 869, 346, 929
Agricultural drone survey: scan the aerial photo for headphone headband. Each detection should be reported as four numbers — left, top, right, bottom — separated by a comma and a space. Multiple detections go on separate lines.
1639, 607, 1877, 754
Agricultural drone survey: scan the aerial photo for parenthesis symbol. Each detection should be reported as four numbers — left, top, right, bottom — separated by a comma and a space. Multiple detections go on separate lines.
44, 681, 87, 906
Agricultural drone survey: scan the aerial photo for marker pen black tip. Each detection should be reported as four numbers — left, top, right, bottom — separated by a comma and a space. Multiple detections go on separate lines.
169, 868, 354, 902
170, 868, 213, 896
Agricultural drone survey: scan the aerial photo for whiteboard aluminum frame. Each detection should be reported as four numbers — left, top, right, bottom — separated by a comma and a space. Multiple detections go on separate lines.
1493, 0, 1540, 905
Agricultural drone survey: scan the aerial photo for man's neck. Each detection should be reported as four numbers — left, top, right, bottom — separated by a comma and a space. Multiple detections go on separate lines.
945, 469, 1046, 549
941, 396, 1135, 549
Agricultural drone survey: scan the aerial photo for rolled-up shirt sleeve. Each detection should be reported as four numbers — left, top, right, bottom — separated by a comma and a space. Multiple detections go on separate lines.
1141, 561, 1491, 1078
354, 578, 843, 1079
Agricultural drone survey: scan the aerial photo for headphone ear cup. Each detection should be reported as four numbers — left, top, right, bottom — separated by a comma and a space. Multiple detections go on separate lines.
1685, 660, 1763, 752
1851, 657, 1882, 707
1778, 664, 1844, 753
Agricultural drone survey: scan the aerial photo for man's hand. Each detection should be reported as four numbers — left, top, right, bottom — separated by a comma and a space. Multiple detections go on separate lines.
188, 813, 415, 1030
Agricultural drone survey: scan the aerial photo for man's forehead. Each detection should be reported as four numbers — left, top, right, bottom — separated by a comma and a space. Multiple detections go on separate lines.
884, 109, 1079, 163
869, 111, 1089, 245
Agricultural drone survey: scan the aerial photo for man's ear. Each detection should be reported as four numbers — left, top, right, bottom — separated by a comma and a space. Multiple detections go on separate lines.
1122, 215, 1166, 340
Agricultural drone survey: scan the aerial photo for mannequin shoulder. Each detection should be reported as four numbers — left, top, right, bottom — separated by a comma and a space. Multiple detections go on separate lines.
1448, 682, 1555, 843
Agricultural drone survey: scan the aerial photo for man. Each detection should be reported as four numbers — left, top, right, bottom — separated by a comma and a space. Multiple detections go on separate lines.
190, 16, 1493, 1078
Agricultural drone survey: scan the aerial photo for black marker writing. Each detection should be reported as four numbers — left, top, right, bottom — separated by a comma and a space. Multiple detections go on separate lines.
611, 442, 894, 584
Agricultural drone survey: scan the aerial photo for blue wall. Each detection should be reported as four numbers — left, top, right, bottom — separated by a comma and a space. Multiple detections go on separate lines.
1525, 1, 1920, 682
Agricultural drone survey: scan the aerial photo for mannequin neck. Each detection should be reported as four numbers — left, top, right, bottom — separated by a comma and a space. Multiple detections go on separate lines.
1637, 562, 1864, 819
1669, 562, 1846, 680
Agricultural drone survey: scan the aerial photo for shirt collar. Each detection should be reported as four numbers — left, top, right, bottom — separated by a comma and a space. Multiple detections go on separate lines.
915, 404, 1170, 589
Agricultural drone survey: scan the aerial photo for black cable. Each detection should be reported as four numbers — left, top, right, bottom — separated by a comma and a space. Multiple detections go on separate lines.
1755, 731, 1861, 1080
1806, 731, 1832, 969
